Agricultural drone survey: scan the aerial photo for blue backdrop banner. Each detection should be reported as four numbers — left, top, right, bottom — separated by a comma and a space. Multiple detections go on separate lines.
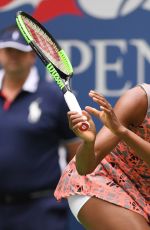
0, 1, 150, 229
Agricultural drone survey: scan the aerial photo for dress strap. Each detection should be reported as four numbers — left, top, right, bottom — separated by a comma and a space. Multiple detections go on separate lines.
139, 83, 150, 112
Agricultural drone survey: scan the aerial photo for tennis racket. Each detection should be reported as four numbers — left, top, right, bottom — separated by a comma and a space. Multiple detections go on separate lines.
16, 11, 89, 131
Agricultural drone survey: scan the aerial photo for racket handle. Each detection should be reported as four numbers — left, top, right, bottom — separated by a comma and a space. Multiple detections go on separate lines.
64, 91, 90, 131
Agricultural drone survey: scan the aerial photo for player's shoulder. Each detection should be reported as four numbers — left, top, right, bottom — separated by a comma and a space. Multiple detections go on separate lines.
120, 83, 149, 103
115, 83, 149, 126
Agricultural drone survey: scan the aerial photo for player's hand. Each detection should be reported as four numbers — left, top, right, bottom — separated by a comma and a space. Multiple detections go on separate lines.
67, 110, 96, 142
86, 90, 124, 135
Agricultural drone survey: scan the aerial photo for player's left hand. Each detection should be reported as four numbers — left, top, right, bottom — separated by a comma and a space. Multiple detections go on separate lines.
86, 90, 124, 135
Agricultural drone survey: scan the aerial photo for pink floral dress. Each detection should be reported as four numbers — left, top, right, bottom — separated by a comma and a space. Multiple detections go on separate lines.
54, 84, 150, 223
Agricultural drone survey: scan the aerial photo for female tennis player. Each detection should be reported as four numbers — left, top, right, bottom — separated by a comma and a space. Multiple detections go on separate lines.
55, 83, 150, 230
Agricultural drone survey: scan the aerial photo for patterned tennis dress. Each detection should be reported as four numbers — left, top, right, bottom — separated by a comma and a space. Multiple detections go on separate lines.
54, 83, 150, 223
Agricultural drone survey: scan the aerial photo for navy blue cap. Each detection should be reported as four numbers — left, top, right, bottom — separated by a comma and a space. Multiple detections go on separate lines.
0, 25, 32, 52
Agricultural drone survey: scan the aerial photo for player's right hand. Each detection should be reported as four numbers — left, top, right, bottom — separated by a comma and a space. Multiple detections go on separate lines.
67, 110, 96, 142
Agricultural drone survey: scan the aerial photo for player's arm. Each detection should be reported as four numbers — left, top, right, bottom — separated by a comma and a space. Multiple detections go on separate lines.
114, 125, 150, 166
65, 138, 82, 162
88, 86, 148, 164
74, 86, 148, 175
94, 86, 150, 166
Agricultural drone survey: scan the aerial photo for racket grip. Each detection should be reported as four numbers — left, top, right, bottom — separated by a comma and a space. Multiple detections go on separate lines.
64, 91, 90, 131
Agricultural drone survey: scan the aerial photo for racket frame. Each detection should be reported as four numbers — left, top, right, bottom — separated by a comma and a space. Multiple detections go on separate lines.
16, 11, 89, 131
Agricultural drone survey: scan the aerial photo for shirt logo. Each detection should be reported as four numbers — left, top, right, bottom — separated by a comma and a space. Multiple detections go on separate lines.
28, 99, 42, 123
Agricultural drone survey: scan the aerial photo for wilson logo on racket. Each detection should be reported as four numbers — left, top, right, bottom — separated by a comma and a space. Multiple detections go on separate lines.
46, 63, 65, 90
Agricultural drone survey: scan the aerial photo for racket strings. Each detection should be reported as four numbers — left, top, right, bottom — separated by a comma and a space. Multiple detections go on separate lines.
23, 16, 63, 67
